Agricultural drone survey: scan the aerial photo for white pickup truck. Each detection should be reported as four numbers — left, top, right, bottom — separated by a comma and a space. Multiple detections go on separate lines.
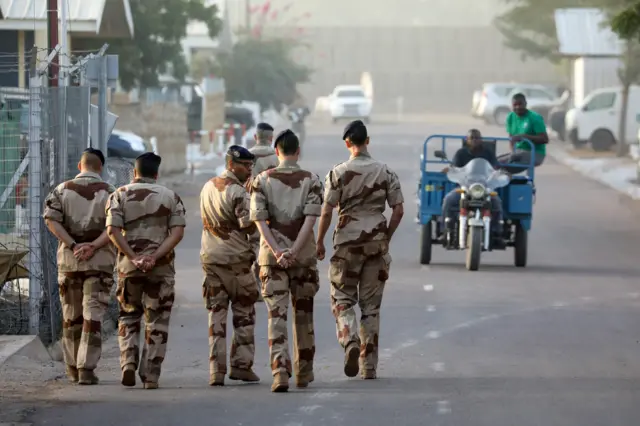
328, 84, 372, 124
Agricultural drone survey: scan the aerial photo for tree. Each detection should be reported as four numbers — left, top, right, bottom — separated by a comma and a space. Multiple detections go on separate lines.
495, 0, 640, 155
207, 1, 313, 109
73, 0, 222, 90
494, 0, 604, 63
213, 36, 312, 109
611, 2, 640, 155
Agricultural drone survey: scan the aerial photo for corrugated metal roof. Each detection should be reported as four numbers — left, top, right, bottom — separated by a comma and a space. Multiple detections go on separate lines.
0, 0, 106, 21
0, 0, 133, 36
555, 8, 623, 57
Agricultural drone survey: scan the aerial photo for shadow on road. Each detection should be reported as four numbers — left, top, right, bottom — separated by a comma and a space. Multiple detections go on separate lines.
427, 262, 640, 278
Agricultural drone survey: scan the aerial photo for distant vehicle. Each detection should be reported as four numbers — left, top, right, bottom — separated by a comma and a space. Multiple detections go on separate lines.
565, 85, 640, 151
105, 129, 151, 187
328, 85, 372, 124
472, 83, 561, 126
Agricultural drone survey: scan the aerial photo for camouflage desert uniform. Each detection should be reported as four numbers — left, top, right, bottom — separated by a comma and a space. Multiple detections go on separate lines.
105, 177, 186, 384
42, 172, 116, 371
250, 160, 322, 380
248, 143, 279, 295
325, 152, 403, 375
200, 170, 259, 377
249, 143, 279, 177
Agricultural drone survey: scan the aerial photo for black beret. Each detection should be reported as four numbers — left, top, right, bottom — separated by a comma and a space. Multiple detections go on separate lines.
274, 129, 296, 148
256, 122, 274, 131
135, 152, 162, 165
342, 120, 367, 140
83, 147, 105, 165
226, 144, 255, 161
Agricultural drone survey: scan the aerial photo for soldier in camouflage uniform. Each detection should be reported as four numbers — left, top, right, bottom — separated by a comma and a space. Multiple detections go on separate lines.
43, 148, 115, 385
105, 152, 186, 390
316, 120, 405, 380
248, 122, 279, 302
200, 145, 261, 386
249, 122, 279, 176
250, 129, 322, 392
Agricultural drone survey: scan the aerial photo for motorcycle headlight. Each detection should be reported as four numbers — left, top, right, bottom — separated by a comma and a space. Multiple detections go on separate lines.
468, 183, 486, 199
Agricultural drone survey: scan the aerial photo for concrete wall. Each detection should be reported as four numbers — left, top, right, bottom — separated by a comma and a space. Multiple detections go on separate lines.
266, 26, 563, 113
109, 93, 189, 175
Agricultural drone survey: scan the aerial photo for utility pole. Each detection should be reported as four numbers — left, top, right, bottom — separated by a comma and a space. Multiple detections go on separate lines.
59, 0, 69, 87
47, 0, 59, 86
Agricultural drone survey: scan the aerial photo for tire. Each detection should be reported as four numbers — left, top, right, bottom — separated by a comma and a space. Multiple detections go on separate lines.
589, 129, 616, 152
493, 108, 510, 126
465, 226, 482, 271
514, 223, 527, 267
569, 129, 586, 148
419, 222, 432, 265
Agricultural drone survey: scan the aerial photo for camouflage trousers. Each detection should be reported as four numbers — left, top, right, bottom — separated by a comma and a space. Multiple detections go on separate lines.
58, 271, 113, 370
117, 274, 175, 383
260, 266, 319, 378
328, 241, 391, 373
202, 262, 259, 375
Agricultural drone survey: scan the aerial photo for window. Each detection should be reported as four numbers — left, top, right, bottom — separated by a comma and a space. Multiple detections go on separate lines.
491, 85, 517, 97
336, 90, 365, 98
583, 92, 616, 111
526, 88, 554, 100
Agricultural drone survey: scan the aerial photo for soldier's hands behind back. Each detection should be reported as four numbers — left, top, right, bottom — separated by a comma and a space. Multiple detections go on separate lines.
276, 249, 293, 268
133, 255, 155, 272
73, 243, 95, 261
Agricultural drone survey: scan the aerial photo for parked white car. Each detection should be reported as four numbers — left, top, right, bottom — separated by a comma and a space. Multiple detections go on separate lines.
565, 85, 640, 151
472, 83, 561, 126
328, 85, 372, 123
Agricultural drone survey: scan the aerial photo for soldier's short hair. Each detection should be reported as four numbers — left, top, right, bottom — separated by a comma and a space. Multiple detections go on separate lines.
82, 147, 105, 165
274, 129, 299, 155
256, 122, 274, 141
135, 152, 162, 177
343, 120, 367, 146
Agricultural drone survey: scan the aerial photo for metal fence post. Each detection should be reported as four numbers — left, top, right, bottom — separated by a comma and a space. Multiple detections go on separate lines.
98, 55, 108, 179
27, 58, 43, 335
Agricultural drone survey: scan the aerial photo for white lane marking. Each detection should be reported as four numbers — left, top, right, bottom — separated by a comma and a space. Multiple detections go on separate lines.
552, 301, 566, 308
437, 400, 452, 414
284, 423, 304, 426
628, 292, 640, 299
311, 392, 339, 399
581, 296, 593, 302
427, 305, 436, 312
423, 284, 434, 292
431, 362, 445, 372
299, 405, 322, 414
400, 339, 418, 349
426, 331, 440, 339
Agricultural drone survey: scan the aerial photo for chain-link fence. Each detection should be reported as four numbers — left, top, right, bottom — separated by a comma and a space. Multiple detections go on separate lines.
0, 82, 130, 345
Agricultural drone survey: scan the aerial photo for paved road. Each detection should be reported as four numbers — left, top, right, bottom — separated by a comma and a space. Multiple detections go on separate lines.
20, 117, 640, 425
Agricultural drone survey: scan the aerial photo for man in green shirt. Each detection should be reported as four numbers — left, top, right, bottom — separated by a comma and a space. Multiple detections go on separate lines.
498, 93, 548, 174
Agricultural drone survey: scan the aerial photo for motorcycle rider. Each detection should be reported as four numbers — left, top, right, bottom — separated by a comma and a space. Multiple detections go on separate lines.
440, 129, 504, 245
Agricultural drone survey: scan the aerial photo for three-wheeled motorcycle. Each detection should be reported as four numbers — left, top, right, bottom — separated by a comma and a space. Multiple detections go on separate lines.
417, 134, 536, 271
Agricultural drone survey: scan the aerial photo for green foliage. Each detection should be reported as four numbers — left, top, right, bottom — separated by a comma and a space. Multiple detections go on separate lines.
611, 1, 640, 39
74, 0, 222, 90
213, 36, 312, 109
494, 0, 607, 62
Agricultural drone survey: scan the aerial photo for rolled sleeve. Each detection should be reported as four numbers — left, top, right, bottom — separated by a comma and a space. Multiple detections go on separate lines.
234, 189, 253, 229
42, 187, 64, 222
105, 191, 124, 228
303, 175, 323, 216
323, 170, 341, 207
250, 176, 270, 221
169, 193, 187, 228
386, 167, 404, 207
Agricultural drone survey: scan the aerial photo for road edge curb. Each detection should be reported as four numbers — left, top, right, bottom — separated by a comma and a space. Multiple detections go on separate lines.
546, 143, 640, 201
